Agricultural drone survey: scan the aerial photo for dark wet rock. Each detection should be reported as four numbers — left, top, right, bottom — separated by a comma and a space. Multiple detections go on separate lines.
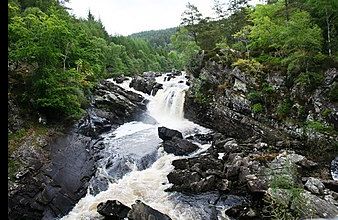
158, 127, 183, 141
143, 71, 157, 78
114, 76, 128, 84
152, 83, 163, 96
97, 200, 131, 220
79, 80, 148, 135
171, 70, 181, 76
9, 126, 97, 219
245, 175, 268, 194
186, 133, 213, 145
78, 108, 112, 138
166, 154, 226, 193
225, 203, 258, 219
184, 93, 290, 144
163, 137, 199, 156
296, 157, 318, 169
130, 76, 156, 95
127, 200, 171, 220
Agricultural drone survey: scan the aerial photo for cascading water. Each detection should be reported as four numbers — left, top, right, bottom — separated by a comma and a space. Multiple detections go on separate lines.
61, 72, 229, 220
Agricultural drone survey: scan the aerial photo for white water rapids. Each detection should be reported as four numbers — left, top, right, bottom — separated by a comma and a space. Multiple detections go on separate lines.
61, 72, 218, 220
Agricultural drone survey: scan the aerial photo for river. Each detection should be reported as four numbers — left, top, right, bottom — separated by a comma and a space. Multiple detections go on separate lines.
61, 72, 235, 219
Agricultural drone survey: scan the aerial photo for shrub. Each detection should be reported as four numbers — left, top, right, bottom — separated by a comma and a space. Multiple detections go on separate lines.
321, 108, 332, 118
232, 58, 264, 75
264, 159, 307, 220
276, 99, 293, 118
252, 103, 263, 113
305, 120, 334, 133
247, 91, 262, 104
295, 71, 324, 92
328, 82, 338, 102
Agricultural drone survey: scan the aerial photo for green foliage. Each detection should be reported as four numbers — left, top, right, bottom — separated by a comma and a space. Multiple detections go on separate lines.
170, 27, 201, 68
129, 27, 177, 49
239, 1, 323, 74
232, 59, 264, 75
276, 99, 293, 118
295, 71, 324, 91
248, 91, 262, 104
328, 82, 338, 102
252, 103, 263, 113
266, 160, 307, 220
321, 108, 332, 118
305, 120, 335, 133
8, 2, 174, 120
193, 78, 212, 104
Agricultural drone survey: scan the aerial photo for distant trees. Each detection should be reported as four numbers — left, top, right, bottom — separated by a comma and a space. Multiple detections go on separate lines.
129, 27, 177, 49
8, 0, 176, 120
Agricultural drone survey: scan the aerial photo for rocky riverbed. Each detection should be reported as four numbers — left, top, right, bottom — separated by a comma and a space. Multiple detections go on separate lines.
8, 68, 338, 219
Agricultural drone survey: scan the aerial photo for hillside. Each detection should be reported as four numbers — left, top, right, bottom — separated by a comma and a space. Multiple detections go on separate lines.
129, 27, 177, 49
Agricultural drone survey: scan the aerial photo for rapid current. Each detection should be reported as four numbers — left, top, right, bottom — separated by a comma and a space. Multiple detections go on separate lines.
61, 72, 232, 220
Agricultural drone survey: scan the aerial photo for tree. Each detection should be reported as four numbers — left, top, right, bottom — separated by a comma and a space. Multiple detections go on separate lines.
243, 1, 323, 73
228, 0, 248, 13
180, 2, 203, 43
304, 0, 338, 56
170, 27, 201, 68
213, 0, 227, 19
87, 9, 94, 21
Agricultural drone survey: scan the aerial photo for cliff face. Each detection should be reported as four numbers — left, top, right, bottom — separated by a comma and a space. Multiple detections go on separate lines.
173, 54, 338, 219
184, 51, 337, 161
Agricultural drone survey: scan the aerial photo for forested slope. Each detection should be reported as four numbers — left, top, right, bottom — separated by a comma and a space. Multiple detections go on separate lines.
8, 0, 179, 122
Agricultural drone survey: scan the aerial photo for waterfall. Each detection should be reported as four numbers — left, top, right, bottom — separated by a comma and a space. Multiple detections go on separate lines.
61, 72, 212, 220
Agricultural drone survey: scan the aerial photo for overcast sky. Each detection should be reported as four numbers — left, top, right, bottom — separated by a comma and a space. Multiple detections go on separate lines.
65, 0, 261, 36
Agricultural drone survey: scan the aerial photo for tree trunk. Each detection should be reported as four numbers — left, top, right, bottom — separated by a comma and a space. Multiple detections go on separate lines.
325, 8, 332, 56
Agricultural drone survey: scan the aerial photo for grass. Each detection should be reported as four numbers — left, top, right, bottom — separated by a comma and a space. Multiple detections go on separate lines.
264, 159, 308, 220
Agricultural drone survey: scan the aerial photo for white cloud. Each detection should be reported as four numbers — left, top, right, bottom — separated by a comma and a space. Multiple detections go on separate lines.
65, 0, 261, 36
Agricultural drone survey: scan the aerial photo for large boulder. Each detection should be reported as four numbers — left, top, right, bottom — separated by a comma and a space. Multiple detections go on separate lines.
97, 200, 131, 220
158, 127, 183, 141
88, 80, 147, 129
127, 200, 171, 220
305, 177, 325, 195
130, 76, 156, 95
162, 137, 199, 156
166, 154, 226, 193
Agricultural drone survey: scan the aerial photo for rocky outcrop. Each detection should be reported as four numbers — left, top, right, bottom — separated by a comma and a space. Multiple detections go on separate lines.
8, 98, 24, 134
8, 79, 151, 219
127, 200, 171, 220
166, 129, 338, 218
162, 137, 199, 156
130, 76, 155, 95
184, 93, 292, 144
130, 72, 164, 96
158, 127, 183, 141
96, 200, 171, 220
8, 128, 96, 219
97, 200, 131, 220
78, 80, 149, 138
158, 127, 199, 156
113, 75, 128, 84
